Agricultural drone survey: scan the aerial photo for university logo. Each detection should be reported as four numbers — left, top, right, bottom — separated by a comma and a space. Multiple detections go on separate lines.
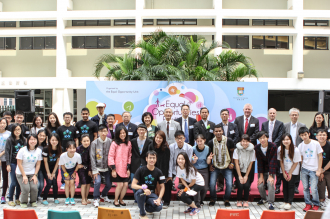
237, 87, 244, 96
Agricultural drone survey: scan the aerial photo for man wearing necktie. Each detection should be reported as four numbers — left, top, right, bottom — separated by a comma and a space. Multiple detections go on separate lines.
175, 104, 197, 146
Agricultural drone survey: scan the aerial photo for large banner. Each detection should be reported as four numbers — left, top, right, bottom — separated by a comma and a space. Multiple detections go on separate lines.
86, 81, 268, 128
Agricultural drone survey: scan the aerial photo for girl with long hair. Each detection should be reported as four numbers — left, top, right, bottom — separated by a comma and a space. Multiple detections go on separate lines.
309, 112, 329, 140
36, 129, 47, 201
30, 115, 44, 135
46, 112, 61, 136
0, 117, 11, 203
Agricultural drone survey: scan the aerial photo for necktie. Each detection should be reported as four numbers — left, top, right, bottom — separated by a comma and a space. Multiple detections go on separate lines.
184, 119, 189, 143
269, 121, 274, 142
244, 118, 249, 134
167, 122, 169, 136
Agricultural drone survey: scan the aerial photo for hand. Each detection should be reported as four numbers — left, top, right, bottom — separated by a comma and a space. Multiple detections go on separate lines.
47, 172, 52, 180
51, 173, 56, 180
239, 176, 244, 184
192, 154, 198, 164
258, 177, 264, 186
23, 176, 28, 184
93, 173, 99, 181
229, 163, 234, 170
209, 165, 215, 172
31, 175, 38, 185
283, 173, 288, 181
267, 176, 274, 186
78, 164, 84, 169
207, 152, 214, 160
243, 176, 248, 184
143, 189, 151, 196
112, 170, 117, 178
166, 177, 172, 183
88, 171, 92, 177
6, 165, 11, 173
316, 169, 322, 177
287, 173, 292, 181
127, 169, 130, 176
71, 172, 76, 179
178, 189, 184, 197
154, 198, 162, 206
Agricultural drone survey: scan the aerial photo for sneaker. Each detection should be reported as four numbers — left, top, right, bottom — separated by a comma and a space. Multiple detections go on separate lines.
303, 204, 312, 212
20, 203, 27, 208
243, 201, 249, 207
269, 203, 275, 210
209, 200, 215, 206
31, 202, 37, 207
284, 203, 291, 210
94, 199, 99, 208
312, 205, 319, 211
65, 198, 70, 205
70, 198, 75, 205
145, 211, 153, 215
8, 201, 16, 206
320, 201, 327, 210
15, 200, 21, 205
139, 215, 149, 219
279, 203, 286, 209
99, 196, 105, 202
257, 199, 267, 205
38, 196, 43, 202
60, 183, 65, 190
1, 196, 6, 204
200, 201, 204, 206
54, 199, 60, 204
189, 208, 200, 216
42, 200, 49, 205
224, 201, 231, 207
237, 201, 242, 207
162, 203, 169, 209
100, 195, 111, 203
184, 207, 193, 213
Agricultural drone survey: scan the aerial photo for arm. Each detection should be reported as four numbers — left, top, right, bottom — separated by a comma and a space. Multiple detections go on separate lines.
316, 153, 323, 177
33, 161, 41, 184
53, 159, 60, 176
234, 159, 242, 178
5, 140, 11, 166
61, 165, 70, 180
43, 157, 52, 179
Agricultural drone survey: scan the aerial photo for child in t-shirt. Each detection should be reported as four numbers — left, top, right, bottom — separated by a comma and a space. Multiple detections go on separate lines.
58, 141, 82, 205
298, 127, 323, 211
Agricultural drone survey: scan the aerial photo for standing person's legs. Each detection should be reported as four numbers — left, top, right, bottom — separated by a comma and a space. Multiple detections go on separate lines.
42, 173, 52, 201
145, 193, 163, 213
93, 174, 102, 200
101, 171, 111, 198
209, 169, 221, 202
114, 182, 123, 204
119, 182, 128, 203
282, 176, 289, 203
309, 170, 320, 206
130, 173, 136, 193
29, 175, 38, 203
1, 162, 8, 197
267, 174, 275, 204
9, 163, 20, 201
324, 171, 330, 200
52, 171, 59, 200
257, 173, 268, 202
221, 168, 233, 202
301, 168, 313, 205
69, 179, 75, 198
16, 174, 29, 204
236, 172, 244, 201
287, 175, 298, 205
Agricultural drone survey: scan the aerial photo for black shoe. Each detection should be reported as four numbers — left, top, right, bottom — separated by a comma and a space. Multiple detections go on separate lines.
257, 199, 267, 205
177, 184, 184, 190
172, 185, 177, 191
224, 201, 231, 207
216, 187, 223, 192
275, 188, 280, 194
294, 187, 299, 194
200, 201, 204, 206
209, 200, 215, 206
113, 202, 120, 207
231, 187, 236, 193
163, 203, 169, 209
77, 183, 81, 189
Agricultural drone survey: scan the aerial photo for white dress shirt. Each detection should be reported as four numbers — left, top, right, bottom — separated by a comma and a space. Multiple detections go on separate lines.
243, 115, 251, 130
222, 122, 229, 136
202, 119, 208, 128
290, 121, 297, 146
268, 119, 276, 142
182, 117, 189, 133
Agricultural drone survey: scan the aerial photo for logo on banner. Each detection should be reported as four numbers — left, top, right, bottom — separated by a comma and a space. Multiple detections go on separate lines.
237, 87, 244, 96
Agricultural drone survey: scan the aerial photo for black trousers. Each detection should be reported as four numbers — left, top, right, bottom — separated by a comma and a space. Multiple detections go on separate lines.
275, 160, 282, 189
234, 171, 252, 201
177, 184, 204, 205
283, 175, 298, 204
42, 170, 58, 200
163, 179, 173, 204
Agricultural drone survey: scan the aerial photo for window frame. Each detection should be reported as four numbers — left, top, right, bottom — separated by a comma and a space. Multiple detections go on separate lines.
156, 19, 197, 25
72, 20, 111, 26
303, 20, 329, 26
71, 36, 111, 49
303, 37, 328, 50
0, 37, 16, 50
19, 37, 56, 50
252, 19, 289, 26
20, 20, 56, 27
252, 36, 289, 49
114, 19, 135, 26
0, 21, 16, 27
114, 35, 135, 48
222, 35, 250, 49
222, 19, 249, 26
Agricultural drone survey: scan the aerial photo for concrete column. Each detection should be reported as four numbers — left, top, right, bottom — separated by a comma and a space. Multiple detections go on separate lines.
76, 89, 86, 121
52, 88, 73, 123
213, 0, 222, 56
135, 0, 145, 55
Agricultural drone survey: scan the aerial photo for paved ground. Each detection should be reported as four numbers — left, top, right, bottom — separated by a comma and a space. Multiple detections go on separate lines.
1, 198, 328, 219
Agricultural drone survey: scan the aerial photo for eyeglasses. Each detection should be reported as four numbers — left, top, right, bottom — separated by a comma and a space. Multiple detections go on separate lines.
176, 137, 185, 141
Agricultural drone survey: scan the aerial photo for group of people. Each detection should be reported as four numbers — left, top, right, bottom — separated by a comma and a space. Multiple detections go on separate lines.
0, 102, 329, 219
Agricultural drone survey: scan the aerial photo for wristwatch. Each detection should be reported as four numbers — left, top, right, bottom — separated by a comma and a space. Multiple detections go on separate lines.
34, 174, 38, 177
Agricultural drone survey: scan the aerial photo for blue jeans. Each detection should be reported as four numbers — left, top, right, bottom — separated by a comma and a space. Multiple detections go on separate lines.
93, 171, 111, 199
301, 167, 320, 206
130, 173, 136, 193
209, 167, 233, 201
37, 171, 44, 198
9, 163, 21, 201
134, 189, 162, 216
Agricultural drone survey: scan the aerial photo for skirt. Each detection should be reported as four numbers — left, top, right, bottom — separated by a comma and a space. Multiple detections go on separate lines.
111, 173, 129, 183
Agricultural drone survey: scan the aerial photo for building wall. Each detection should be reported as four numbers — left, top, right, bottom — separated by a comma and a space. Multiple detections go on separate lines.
72, 0, 136, 10
222, 0, 288, 10
0, 0, 57, 12
145, 0, 213, 9
304, 0, 330, 10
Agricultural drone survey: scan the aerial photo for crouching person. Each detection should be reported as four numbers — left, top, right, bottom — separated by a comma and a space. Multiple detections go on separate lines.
132, 150, 164, 219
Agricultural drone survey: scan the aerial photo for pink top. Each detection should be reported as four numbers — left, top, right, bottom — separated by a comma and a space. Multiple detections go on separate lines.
108, 141, 132, 178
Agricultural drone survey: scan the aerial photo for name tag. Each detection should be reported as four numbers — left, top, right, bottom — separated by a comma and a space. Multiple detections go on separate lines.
42, 152, 47, 156
128, 132, 133, 135
25, 131, 30, 134
189, 125, 194, 129
230, 130, 235, 134
159, 176, 165, 180
169, 127, 175, 131
76, 131, 79, 134
210, 129, 213, 133
250, 124, 255, 127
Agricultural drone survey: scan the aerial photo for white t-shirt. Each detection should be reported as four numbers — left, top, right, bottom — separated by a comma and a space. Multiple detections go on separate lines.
261, 146, 268, 156
15, 146, 42, 175
58, 152, 82, 169
298, 140, 323, 171
176, 166, 205, 186
277, 147, 301, 175
233, 149, 256, 161
0, 130, 11, 162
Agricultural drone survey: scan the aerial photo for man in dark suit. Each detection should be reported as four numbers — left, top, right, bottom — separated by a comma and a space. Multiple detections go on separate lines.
175, 104, 197, 146
91, 102, 107, 126
234, 103, 259, 184
194, 107, 215, 143
261, 108, 285, 194
116, 111, 138, 140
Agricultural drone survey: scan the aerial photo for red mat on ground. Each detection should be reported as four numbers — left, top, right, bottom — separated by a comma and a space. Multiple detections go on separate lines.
48, 173, 304, 201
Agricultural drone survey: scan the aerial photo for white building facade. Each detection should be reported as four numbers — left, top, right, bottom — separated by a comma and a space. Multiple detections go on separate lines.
0, 0, 329, 124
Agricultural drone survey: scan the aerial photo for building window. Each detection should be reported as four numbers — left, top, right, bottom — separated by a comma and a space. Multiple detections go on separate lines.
269, 91, 318, 111
114, 36, 135, 48
0, 21, 16, 27
9, 99, 12, 106
304, 20, 328, 26
143, 19, 154, 25
157, 19, 197, 25
72, 20, 111, 26
304, 37, 328, 50
0, 37, 16, 50
252, 19, 289, 26
72, 36, 110, 49
222, 35, 249, 49
20, 20, 57, 27
4, 99, 7, 106
252, 36, 289, 49
222, 19, 249, 25
114, 19, 135, 26
19, 37, 56, 50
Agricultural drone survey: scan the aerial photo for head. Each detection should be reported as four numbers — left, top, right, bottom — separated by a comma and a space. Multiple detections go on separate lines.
32, 115, 43, 128
268, 108, 277, 121
122, 112, 131, 124
48, 133, 62, 158
200, 107, 209, 120
0, 118, 8, 131
176, 152, 197, 178
257, 131, 269, 146
81, 108, 90, 121
312, 112, 325, 129
220, 109, 229, 123
47, 112, 61, 129
27, 134, 38, 151
240, 134, 251, 149
280, 133, 294, 161
175, 130, 185, 147
317, 129, 328, 144
142, 112, 153, 126
153, 130, 168, 151
106, 114, 115, 126
289, 108, 300, 123
63, 112, 73, 124
81, 134, 91, 147
181, 104, 190, 118
37, 129, 47, 146
66, 141, 77, 155
14, 111, 24, 124
196, 134, 206, 147
145, 150, 157, 166
96, 103, 105, 115
243, 104, 253, 117
164, 108, 173, 121
137, 124, 147, 138
114, 126, 129, 145
10, 123, 22, 139
98, 124, 108, 140
3, 111, 12, 124
214, 124, 223, 139
298, 127, 310, 141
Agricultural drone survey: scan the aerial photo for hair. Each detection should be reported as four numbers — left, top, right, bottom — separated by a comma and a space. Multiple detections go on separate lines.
174, 130, 185, 138
200, 107, 209, 114
122, 111, 131, 117
3, 111, 12, 116
146, 150, 157, 158
66, 141, 77, 150
141, 112, 154, 124
176, 152, 198, 178
0, 117, 8, 130
98, 124, 108, 131
181, 104, 190, 110
243, 103, 253, 110
15, 111, 24, 116
9, 123, 25, 145
81, 107, 90, 113
37, 129, 47, 147
63, 112, 73, 118
80, 133, 90, 142
289, 108, 300, 116
196, 134, 206, 141
27, 134, 38, 151
310, 112, 326, 132
317, 129, 328, 135
32, 115, 43, 128
298, 127, 309, 135
268, 108, 277, 112
214, 124, 223, 131
280, 133, 295, 162
48, 133, 62, 158
164, 107, 173, 113
137, 124, 147, 131
220, 109, 229, 114
257, 131, 269, 139
152, 130, 169, 151
114, 126, 129, 145
107, 114, 115, 119
241, 134, 250, 142
46, 112, 61, 134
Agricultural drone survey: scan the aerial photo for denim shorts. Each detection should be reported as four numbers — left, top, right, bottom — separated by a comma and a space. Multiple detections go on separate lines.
61, 167, 76, 181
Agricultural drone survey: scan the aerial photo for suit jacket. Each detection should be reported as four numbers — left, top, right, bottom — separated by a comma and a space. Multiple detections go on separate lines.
130, 137, 152, 174
193, 120, 215, 143
157, 120, 181, 145
91, 114, 107, 126
234, 115, 259, 145
261, 120, 284, 147
175, 117, 197, 146
218, 122, 239, 144
115, 122, 138, 140
284, 121, 307, 147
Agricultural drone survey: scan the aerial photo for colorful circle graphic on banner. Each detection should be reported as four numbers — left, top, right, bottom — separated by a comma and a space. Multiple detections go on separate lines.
123, 101, 134, 112
86, 101, 99, 117
168, 86, 178, 95
227, 108, 236, 122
